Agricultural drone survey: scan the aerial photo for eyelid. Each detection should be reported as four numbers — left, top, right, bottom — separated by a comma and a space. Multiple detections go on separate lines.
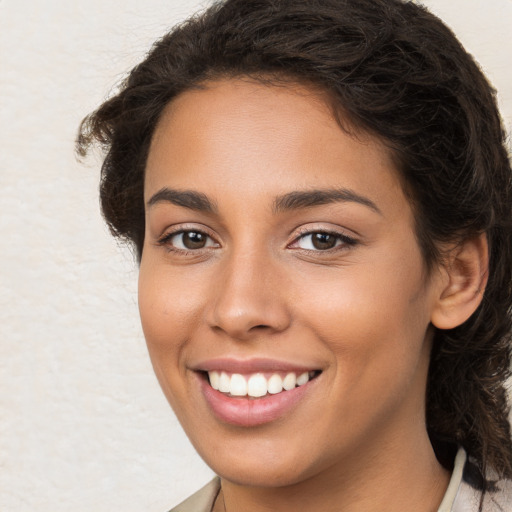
155, 223, 358, 254
288, 225, 358, 251
156, 224, 220, 250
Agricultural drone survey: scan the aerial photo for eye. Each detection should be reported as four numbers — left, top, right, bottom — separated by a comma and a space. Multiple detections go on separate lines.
292, 231, 357, 251
159, 230, 218, 251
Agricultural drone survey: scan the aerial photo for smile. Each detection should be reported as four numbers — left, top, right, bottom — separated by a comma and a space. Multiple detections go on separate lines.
196, 362, 322, 427
208, 370, 317, 398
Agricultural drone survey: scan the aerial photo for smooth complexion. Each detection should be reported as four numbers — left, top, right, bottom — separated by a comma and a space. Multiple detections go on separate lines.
139, 79, 483, 512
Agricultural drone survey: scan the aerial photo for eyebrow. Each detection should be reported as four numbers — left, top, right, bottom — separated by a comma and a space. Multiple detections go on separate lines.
272, 188, 382, 215
147, 188, 217, 213
147, 186, 381, 216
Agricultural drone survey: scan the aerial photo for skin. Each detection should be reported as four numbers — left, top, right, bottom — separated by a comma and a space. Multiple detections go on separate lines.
139, 78, 465, 511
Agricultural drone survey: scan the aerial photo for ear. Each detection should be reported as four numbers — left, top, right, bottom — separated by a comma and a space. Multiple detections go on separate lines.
430, 233, 488, 330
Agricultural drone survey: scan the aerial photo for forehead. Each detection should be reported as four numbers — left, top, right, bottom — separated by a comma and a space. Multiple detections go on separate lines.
145, 78, 407, 217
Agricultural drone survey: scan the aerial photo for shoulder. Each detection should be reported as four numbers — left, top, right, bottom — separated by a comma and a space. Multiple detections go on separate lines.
168, 478, 221, 512
439, 448, 512, 512
455, 476, 512, 511
455, 454, 512, 512
485, 478, 512, 511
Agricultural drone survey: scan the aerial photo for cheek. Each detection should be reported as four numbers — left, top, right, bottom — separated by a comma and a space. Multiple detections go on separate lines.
293, 250, 432, 385
137, 260, 204, 382
139, 257, 205, 335
296, 277, 432, 443
137, 265, 202, 424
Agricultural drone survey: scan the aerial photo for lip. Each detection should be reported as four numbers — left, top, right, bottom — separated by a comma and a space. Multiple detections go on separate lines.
193, 358, 321, 427
193, 357, 318, 374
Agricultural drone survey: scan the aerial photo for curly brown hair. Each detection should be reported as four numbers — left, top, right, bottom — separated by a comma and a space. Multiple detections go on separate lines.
77, 0, 512, 479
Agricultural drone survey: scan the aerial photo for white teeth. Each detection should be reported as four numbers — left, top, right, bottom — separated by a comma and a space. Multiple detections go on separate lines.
283, 372, 297, 390
247, 374, 267, 397
267, 374, 283, 394
219, 372, 231, 393
209, 371, 220, 390
297, 371, 309, 386
230, 374, 247, 396
207, 370, 313, 397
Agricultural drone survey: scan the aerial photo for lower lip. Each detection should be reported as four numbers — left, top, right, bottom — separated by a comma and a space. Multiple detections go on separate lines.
198, 374, 317, 427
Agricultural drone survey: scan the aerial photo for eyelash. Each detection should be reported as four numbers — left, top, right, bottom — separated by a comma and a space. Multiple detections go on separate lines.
156, 227, 358, 254
156, 228, 218, 254
289, 228, 358, 253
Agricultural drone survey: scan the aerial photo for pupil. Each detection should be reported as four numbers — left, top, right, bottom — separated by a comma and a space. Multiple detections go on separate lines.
184, 232, 206, 249
312, 233, 336, 250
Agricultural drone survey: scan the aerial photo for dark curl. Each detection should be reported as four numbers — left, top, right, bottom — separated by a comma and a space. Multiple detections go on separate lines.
77, 0, 512, 477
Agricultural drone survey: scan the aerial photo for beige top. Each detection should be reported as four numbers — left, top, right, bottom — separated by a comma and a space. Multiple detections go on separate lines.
169, 448, 512, 512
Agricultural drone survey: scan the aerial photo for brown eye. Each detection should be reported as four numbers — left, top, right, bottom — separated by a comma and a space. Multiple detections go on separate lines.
160, 230, 218, 251
311, 233, 338, 250
292, 231, 357, 252
181, 231, 208, 249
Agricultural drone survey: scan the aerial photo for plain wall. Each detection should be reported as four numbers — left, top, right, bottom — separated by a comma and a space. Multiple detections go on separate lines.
1, 1, 511, 511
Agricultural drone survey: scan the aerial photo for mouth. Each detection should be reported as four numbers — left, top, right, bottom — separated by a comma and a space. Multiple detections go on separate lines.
194, 360, 323, 427
206, 370, 321, 398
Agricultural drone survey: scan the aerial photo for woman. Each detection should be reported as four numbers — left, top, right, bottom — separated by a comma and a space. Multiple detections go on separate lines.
77, 0, 512, 510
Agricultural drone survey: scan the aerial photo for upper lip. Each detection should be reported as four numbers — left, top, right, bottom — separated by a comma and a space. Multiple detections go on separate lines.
192, 357, 321, 374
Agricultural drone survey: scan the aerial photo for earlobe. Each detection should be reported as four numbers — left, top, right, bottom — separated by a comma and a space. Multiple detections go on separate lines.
430, 233, 489, 330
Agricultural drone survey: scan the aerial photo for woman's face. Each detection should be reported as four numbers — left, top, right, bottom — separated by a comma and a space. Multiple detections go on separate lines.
139, 79, 443, 487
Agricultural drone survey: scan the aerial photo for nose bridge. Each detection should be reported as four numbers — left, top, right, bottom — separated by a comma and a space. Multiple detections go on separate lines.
208, 243, 290, 339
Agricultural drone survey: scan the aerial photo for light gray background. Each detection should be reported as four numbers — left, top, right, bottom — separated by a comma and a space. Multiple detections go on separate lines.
1, 1, 511, 511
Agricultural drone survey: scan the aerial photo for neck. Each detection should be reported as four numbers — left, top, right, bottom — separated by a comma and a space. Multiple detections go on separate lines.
217, 428, 450, 512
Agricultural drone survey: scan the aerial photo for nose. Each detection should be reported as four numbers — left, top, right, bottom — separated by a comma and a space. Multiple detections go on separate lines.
206, 249, 291, 340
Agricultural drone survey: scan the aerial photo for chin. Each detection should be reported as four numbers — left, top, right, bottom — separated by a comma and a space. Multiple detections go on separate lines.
210, 458, 311, 488
191, 431, 332, 488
